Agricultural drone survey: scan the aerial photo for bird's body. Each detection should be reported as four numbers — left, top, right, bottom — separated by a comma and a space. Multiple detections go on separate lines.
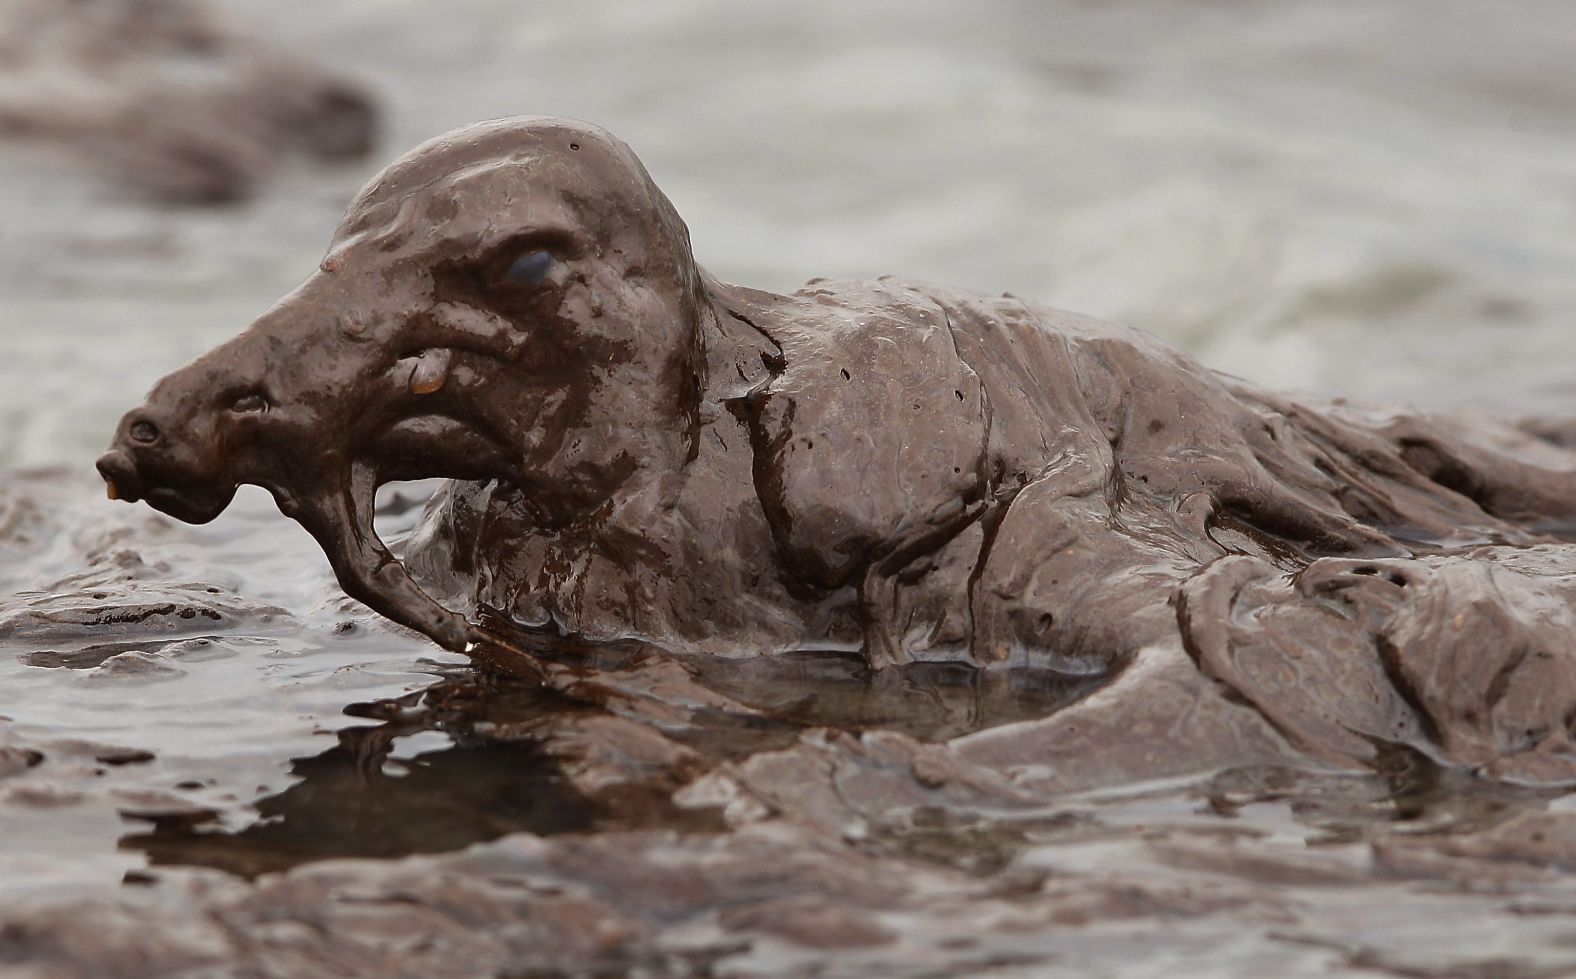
102, 116, 1576, 784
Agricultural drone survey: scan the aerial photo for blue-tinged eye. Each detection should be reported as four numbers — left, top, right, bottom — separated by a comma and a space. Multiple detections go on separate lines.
502, 250, 554, 286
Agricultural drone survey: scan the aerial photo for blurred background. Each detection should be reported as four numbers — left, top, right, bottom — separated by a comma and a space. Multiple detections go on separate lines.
2, 0, 1574, 469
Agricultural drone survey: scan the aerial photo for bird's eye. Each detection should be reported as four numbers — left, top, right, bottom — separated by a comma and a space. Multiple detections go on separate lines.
501, 250, 554, 286
230, 393, 268, 413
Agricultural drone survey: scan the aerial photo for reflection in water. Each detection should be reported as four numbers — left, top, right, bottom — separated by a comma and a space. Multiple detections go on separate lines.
118, 649, 1109, 878
122, 701, 595, 878
680, 649, 1109, 744
111, 639, 1566, 979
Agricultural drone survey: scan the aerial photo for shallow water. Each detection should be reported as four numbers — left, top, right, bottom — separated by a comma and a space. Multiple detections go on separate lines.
5, 1, 1576, 976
